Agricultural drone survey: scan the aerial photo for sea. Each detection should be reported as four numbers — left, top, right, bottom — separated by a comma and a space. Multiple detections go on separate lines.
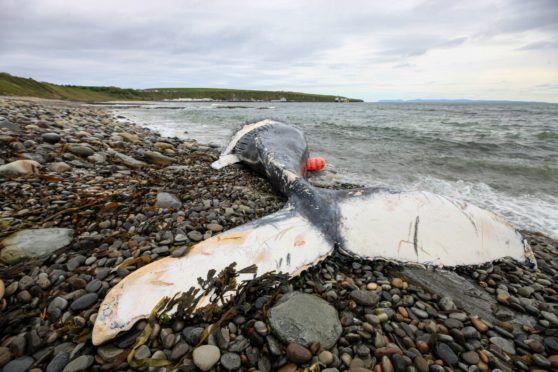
114, 101, 558, 239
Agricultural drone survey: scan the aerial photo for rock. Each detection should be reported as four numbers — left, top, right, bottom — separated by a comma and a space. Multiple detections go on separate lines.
42, 133, 61, 144
461, 351, 480, 365
435, 343, 458, 366
2, 356, 34, 372
187, 231, 203, 242
0, 347, 11, 366
318, 350, 334, 365
97, 346, 124, 362
62, 355, 94, 372
192, 345, 220, 371
68, 145, 94, 157
286, 343, 312, 364
0, 228, 73, 264
0, 279, 4, 301
48, 162, 71, 173
46, 352, 69, 372
439, 296, 456, 311
206, 223, 223, 232
143, 151, 174, 165
489, 336, 516, 355
119, 132, 140, 144
70, 293, 98, 311
349, 290, 379, 306
112, 151, 147, 168
533, 353, 551, 368
156, 192, 182, 209
134, 345, 151, 360
269, 291, 342, 349
471, 318, 488, 333
0, 160, 40, 176
220, 352, 241, 370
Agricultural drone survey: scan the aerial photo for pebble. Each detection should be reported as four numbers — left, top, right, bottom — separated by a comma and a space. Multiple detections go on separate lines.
62, 355, 94, 372
490, 336, 516, 355
220, 352, 241, 370
3, 356, 34, 372
349, 289, 379, 306
319, 350, 334, 365
134, 345, 151, 360
70, 293, 98, 311
0, 279, 4, 301
192, 345, 220, 371
46, 352, 69, 372
286, 343, 312, 364
461, 350, 480, 365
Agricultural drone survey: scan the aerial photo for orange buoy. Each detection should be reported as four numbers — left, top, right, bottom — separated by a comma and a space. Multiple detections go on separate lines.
306, 157, 326, 171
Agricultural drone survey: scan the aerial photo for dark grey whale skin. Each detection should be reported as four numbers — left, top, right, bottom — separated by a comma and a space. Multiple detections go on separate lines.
228, 121, 383, 248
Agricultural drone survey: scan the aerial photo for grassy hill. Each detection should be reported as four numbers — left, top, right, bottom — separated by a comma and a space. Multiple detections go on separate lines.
0, 73, 362, 102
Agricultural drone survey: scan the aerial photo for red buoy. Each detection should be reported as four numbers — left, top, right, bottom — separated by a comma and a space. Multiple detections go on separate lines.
306, 157, 326, 171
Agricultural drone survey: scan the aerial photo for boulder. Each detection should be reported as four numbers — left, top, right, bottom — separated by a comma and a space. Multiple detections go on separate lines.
269, 291, 342, 349
0, 228, 74, 264
0, 160, 40, 176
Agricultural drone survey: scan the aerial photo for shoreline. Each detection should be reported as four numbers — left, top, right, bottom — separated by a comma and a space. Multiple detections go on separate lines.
1, 96, 557, 371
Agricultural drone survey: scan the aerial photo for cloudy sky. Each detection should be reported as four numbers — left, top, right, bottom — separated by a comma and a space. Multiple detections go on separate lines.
1, 0, 557, 102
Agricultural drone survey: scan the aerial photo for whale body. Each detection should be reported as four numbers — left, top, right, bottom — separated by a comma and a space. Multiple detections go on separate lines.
92, 120, 535, 345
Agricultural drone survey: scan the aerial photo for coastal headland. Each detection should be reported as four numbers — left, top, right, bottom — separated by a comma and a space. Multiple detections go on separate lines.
0, 97, 557, 371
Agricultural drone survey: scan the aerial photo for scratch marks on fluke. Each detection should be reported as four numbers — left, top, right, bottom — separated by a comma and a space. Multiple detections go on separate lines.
413, 216, 420, 258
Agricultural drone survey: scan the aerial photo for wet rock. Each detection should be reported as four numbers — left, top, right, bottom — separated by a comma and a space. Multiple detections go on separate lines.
0, 160, 40, 176
192, 345, 220, 371
0, 228, 73, 264
156, 192, 182, 209
269, 291, 342, 348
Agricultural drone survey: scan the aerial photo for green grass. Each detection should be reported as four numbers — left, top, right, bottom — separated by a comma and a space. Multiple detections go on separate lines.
0, 72, 363, 102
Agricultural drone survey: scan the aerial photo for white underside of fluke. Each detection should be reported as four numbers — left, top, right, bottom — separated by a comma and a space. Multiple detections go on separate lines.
92, 208, 331, 345
339, 190, 532, 267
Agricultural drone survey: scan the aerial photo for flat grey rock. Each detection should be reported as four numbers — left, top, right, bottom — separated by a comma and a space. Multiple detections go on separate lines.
156, 192, 182, 209
0, 228, 73, 264
269, 291, 342, 349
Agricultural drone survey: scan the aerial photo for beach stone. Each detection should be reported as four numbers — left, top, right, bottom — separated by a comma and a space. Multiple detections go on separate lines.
286, 343, 312, 364
70, 293, 98, 311
220, 352, 241, 370
0, 279, 4, 301
435, 343, 458, 366
134, 345, 151, 360
319, 350, 334, 365
439, 296, 456, 311
192, 345, 220, 371
0, 347, 11, 366
461, 351, 479, 365
187, 231, 203, 242
68, 145, 94, 157
3, 356, 33, 372
269, 291, 342, 349
112, 151, 146, 168
533, 353, 551, 368
156, 192, 182, 209
143, 151, 174, 165
46, 351, 69, 372
0, 228, 73, 264
0, 160, 40, 176
42, 133, 61, 144
206, 223, 223, 232
62, 355, 93, 372
489, 336, 516, 355
349, 290, 379, 306
48, 162, 71, 173
97, 346, 124, 362
119, 132, 140, 144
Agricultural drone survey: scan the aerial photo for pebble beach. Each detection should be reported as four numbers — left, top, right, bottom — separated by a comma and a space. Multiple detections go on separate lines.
1, 97, 558, 372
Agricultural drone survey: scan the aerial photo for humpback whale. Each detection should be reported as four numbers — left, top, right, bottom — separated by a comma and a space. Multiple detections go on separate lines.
92, 120, 535, 345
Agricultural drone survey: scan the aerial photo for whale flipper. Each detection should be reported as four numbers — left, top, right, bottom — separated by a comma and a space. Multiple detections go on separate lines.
337, 189, 533, 267
92, 206, 332, 345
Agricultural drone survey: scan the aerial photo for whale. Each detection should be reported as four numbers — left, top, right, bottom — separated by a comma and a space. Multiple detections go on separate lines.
92, 119, 535, 345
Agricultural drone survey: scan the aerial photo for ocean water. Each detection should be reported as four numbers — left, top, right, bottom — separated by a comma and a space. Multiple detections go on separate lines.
116, 101, 558, 238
